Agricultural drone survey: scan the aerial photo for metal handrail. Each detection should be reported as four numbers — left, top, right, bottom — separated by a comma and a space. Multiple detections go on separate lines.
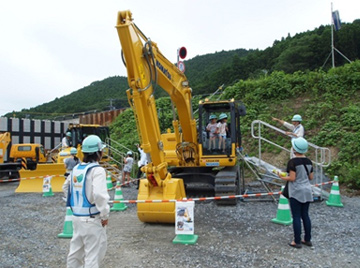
251, 120, 331, 167
104, 137, 139, 179
250, 120, 332, 199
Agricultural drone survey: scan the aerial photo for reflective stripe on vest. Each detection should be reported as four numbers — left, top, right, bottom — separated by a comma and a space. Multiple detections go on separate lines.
69, 163, 100, 217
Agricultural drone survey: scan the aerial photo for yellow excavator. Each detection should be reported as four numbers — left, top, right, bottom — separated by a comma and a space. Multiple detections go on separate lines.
116, 10, 246, 223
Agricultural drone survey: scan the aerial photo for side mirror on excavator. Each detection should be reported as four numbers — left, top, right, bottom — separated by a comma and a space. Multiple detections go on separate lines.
238, 104, 246, 116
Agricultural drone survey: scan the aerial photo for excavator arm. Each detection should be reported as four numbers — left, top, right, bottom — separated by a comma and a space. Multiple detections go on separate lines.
116, 10, 195, 222
116, 10, 198, 178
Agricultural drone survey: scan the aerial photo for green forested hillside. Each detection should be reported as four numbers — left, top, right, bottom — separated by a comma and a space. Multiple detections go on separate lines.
6, 19, 360, 119
110, 61, 360, 189
188, 20, 360, 92
15, 76, 130, 118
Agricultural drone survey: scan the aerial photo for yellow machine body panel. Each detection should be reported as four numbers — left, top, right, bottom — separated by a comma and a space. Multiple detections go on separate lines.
0, 132, 11, 164
161, 132, 180, 166
9, 144, 47, 163
15, 163, 66, 193
137, 178, 186, 223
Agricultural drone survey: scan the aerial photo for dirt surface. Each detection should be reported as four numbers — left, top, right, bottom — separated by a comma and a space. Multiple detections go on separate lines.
1, 181, 360, 268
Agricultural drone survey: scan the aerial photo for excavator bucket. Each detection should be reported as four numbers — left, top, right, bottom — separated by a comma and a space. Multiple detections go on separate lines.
15, 163, 66, 193
137, 178, 186, 223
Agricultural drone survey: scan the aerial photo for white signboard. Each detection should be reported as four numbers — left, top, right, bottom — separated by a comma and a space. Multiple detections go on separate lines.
178, 61, 185, 73
42, 176, 52, 193
175, 201, 194, 235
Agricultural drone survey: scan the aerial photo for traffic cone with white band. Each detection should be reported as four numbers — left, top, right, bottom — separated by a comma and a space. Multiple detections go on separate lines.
111, 182, 128, 211
42, 176, 54, 197
271, 185, 293, 225
326, 176, 344, 207
58, 207, 73, 238
106, 171, 114, 190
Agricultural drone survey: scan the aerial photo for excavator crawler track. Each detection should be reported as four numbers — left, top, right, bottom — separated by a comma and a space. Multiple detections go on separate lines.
214, 166, 240, 205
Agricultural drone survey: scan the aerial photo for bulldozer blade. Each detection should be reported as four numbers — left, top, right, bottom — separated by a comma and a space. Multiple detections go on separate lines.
137, 178, 186, 223
15, 163, 66, 193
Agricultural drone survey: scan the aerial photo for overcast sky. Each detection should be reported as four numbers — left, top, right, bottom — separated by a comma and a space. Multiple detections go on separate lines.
1, 0, 359, 116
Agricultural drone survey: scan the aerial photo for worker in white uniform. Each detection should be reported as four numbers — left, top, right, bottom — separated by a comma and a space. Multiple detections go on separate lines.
62, 132, 72, 148
272, 114, 305, 157
272, 114, 305, 138
62, 135, 110, 268
136, 144, 148, 189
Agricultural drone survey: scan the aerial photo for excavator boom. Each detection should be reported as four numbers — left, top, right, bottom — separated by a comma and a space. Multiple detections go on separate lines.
116, 10, 193, 222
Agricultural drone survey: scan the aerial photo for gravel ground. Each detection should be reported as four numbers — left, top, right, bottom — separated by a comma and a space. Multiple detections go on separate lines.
1, 181, 359, 268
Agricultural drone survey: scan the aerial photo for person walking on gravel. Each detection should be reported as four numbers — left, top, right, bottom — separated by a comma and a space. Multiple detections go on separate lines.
122, 151, 134, 186
277, 137, 314, 249
62, 135, 110, 267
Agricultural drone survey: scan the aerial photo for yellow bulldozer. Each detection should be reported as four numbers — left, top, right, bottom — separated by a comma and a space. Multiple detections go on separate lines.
0, 131, 65, 190
1, 124, 111, 192
115, 10, 246, 223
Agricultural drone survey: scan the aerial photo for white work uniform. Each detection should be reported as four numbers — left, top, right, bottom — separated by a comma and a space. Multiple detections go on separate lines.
63, 162, 110, 268
137, 147, 147, 167
283, 122, 305, 158
62, 136, 70, 148
283, 122, 305, 139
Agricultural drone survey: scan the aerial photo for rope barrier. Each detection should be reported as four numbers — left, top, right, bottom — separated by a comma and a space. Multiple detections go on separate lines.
18, 174, 63, 180
0, 178, 20, 182
0, 174, 65, 183
313, 181, 334, 187
109, 191, 282, 204
109, 180, 335, 204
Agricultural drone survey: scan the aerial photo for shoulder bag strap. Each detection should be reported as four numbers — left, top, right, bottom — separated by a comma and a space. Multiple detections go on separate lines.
303, 163, 310, 179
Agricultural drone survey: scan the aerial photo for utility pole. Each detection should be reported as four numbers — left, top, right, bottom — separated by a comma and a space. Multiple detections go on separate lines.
322, 3, 351, 69
331, 2, 335, 68
107, 98, 117, 110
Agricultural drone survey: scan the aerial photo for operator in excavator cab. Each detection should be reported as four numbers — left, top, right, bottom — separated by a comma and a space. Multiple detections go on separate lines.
62, 135, 110, 268
62, 132, 72, 148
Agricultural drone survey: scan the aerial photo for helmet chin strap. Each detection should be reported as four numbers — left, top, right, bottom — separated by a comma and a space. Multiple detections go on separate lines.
96, 151, 102, 161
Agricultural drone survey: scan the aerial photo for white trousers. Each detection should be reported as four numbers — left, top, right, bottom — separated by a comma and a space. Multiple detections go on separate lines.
67, 216, 107, 268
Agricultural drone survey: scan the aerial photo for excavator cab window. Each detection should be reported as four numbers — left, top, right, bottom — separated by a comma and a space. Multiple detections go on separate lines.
198, 101, 244, 156
198, 102, 235, 155
66, 126, 110, 148
96, 127, 110, 144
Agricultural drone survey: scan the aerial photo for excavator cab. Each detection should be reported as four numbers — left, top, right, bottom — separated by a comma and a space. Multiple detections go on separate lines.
58, 124, 111, 163
198, 100, 246, 158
